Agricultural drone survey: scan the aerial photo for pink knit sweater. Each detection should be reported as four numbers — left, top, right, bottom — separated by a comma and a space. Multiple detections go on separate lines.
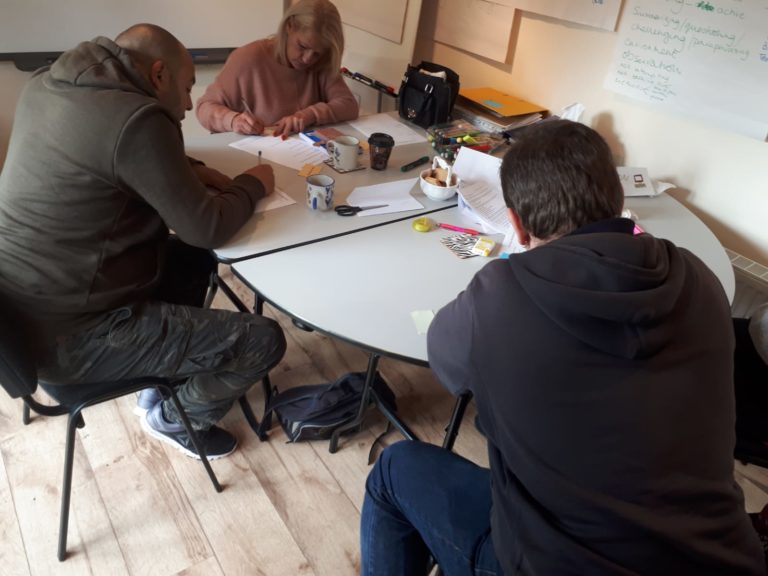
196, 37, 359, 133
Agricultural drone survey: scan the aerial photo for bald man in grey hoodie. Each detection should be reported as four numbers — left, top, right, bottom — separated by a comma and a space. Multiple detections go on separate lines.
0, 24, 285, 459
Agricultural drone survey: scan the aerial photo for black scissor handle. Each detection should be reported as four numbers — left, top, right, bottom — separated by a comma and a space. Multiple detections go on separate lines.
334, 205, 358, 216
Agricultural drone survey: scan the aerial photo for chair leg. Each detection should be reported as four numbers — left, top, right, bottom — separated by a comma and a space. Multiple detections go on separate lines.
57, 412, 81, 561
239, 395, 267, 441
202, 271, 219, 310
22, 402, 31, 425
167, 391, 223, 493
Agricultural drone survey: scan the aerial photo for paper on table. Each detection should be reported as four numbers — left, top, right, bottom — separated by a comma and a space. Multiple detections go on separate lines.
452, 147, 507, 234
411, 310, 435, 335
254, 187, 295, 213
229, 135, 328, 171
345, 178, 423, 216
347, 113, 426, 146
451, 147, 524, 253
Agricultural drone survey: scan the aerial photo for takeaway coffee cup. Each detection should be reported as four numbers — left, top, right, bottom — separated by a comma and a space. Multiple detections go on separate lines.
326, 135, 360, 171
368, 132, 395, 170
306, 174, 335, 211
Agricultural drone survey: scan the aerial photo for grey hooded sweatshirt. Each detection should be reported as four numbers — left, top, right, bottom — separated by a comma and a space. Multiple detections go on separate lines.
428, 220, 765, 575
0, 38, 264, 342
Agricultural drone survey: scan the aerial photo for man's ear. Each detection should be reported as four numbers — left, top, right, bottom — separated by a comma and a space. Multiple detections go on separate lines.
148, 60, 167, 92
507, 208, 530, 247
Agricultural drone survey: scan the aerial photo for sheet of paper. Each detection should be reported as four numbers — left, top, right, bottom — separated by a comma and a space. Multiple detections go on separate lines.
347, 113, 427, 146
411, 310, 435, 335
254, 187, 295, 213
346, 178, 423, 216
451, 147, 522, 251
229, 135, 328, 171
452, 147, 509, 233
452, 146, 502, 188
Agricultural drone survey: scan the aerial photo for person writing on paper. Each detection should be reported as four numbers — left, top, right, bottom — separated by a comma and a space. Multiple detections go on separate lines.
196, 0, 359, 138
360, 120, 764, 575
0, 23, 285, 460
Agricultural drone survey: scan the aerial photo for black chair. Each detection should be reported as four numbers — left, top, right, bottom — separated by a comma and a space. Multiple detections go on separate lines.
204, 271, 275, 440
0, 303, 223, 562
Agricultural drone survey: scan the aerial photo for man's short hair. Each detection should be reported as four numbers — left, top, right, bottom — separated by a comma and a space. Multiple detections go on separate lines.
115, 23, 187, 73
500, 120, 623, 240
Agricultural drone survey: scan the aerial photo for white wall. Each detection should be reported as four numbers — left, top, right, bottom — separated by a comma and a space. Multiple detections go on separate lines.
415, 3, 768, 265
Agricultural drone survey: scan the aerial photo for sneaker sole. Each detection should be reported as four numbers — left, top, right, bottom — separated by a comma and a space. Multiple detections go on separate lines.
133, 406, 151, 417
140, 413, 236, 460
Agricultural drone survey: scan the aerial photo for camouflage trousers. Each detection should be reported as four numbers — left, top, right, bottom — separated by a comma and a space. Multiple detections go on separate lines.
38, 240, 286, 429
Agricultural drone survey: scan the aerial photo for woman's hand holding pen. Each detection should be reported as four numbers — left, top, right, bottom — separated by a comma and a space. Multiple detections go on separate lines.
232, 98, 264, 135
231, 111, 264, 135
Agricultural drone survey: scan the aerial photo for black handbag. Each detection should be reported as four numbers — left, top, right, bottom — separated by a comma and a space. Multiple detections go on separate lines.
398, 61, 460, 128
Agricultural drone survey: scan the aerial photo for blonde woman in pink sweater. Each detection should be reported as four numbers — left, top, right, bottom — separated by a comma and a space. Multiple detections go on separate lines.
196, 0, 359, 138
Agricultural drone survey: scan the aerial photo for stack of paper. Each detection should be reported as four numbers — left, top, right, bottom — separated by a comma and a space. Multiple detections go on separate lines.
459, 87, 547, 118
454, 88, 547, 134
451, 147, 524, 253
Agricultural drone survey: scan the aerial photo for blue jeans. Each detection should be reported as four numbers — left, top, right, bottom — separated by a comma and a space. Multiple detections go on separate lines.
361, 441, 505, 576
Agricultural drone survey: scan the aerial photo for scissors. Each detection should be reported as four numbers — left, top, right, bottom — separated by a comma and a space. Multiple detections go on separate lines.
334, 204, 389, 216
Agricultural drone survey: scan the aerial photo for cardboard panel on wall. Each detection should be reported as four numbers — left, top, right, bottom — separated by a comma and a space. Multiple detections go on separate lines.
433, 0, 516, 63
334, 0, 409, 44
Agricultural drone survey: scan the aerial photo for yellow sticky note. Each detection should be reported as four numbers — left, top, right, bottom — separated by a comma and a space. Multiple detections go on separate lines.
298, 164, 323, 177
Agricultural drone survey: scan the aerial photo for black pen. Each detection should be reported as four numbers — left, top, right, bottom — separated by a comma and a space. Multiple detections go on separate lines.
400, 156, 430, 172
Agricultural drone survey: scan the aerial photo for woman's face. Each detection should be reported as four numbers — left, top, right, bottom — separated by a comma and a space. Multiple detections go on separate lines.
285, 24, 323, 70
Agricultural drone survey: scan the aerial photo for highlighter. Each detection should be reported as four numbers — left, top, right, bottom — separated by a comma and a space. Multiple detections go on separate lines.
400, 156, 430, 172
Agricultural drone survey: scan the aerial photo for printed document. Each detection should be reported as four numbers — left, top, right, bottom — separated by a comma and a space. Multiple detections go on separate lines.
452, 147, 524, 252
229, 135, 328, 171
254, 187, 295, 213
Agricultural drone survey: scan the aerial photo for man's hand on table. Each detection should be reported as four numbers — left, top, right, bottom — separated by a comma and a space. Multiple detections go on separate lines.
244, 165, 275, 197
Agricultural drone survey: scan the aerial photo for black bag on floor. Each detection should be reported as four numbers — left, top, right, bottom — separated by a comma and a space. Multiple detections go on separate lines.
398, 61, 460, 128
263, 372, 397, 442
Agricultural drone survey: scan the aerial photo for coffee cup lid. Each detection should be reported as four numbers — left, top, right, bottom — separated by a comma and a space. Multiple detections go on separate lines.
368, 132, 394, 147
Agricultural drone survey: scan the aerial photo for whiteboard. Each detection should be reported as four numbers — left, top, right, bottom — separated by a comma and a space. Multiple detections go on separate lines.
604, 0, 768, 140
0, 0, 282, 53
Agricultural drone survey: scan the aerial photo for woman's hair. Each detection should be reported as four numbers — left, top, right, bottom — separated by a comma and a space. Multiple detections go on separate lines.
500, 120, 623, 241
275, 0, 344, 73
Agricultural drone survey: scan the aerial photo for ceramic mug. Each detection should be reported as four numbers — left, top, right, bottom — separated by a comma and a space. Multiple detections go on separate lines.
326, 135, 360, 171
306, 174, 335, 211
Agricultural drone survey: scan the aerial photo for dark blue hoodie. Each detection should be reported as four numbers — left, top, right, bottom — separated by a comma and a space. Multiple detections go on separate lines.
428, 221, 764, 575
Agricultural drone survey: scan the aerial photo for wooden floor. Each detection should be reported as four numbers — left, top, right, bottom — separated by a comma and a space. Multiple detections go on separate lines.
1, 268, 766, 576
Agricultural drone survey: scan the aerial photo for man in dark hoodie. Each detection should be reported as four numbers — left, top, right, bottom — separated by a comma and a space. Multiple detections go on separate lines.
0, 24, 286, 459
360, 120, 765, 575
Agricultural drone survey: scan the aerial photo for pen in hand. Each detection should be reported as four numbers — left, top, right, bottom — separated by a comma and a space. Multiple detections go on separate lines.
241, 98, 255, 117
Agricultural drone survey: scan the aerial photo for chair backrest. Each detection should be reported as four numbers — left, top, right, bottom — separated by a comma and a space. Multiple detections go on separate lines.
0, 294, 38, 398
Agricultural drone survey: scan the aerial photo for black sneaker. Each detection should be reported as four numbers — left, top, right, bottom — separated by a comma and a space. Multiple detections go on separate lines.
141, 402, 237, 460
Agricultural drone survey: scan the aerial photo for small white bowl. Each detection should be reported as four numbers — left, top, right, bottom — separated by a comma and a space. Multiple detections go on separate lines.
419, 168, 460, 202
